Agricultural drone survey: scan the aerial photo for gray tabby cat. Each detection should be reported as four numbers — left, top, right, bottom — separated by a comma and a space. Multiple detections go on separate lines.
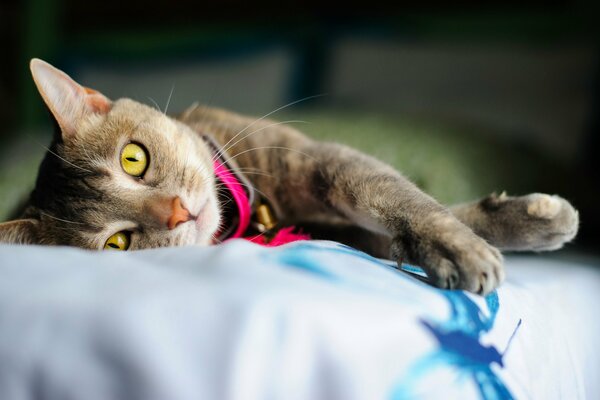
0, 59, 579, 295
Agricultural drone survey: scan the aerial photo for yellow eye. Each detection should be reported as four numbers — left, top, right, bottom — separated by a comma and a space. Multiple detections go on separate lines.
104, 231, 131, 251
121, 143, 148, 177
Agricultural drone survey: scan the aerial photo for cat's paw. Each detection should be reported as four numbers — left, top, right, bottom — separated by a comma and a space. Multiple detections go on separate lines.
392, 214, 504, 295
482, 192, 579, 251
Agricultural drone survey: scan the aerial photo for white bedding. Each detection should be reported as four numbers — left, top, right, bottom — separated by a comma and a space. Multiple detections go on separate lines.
0, 240, 599, 400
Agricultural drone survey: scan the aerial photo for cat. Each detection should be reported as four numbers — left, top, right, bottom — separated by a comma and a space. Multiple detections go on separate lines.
0, 58, 579, 295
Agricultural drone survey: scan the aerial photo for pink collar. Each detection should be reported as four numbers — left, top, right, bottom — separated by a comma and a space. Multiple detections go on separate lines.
206, 134, 310, 246
213, 158, 251, 239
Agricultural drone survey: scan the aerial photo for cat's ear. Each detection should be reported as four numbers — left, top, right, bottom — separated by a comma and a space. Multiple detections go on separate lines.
30, 58, 112, 138
0, 219, 39, 245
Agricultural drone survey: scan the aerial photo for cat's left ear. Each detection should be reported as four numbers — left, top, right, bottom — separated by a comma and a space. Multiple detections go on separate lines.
30, 58, 112, 139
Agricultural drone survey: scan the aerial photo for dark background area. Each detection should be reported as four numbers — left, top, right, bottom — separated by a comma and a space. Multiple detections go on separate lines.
0, 0, 598, 252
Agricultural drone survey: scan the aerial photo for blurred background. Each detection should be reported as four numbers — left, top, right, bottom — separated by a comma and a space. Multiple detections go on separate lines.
0, 0, 598, 253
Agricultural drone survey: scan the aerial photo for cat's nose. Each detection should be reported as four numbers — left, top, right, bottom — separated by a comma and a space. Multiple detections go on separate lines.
146, 196, 193, 230
167, 197, 193, 230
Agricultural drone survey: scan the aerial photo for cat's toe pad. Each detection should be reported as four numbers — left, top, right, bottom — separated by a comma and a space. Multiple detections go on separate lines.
481, 192, 579, 251
520, 193, 579, 250
526, 194, 562, 219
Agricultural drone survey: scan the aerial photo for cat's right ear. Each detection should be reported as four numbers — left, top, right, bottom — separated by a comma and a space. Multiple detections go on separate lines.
30, 58, 112, 139
0, 219, 39, 245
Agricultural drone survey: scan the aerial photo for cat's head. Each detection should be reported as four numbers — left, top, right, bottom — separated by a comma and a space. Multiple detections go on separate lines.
0, 59, 221, 250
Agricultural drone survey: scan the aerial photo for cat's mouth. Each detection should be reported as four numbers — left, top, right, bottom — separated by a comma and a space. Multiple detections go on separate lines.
192, 193, 221, 245
194, 199, 210, 226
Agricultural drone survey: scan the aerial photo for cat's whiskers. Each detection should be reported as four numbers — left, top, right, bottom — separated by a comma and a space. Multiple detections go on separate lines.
228, 146, 318, 164
245, 230, 268, 243
39, 211, 85, 225
31, 139, 93, 174
216, 197, 235, 209
210, 233, 222, 245
80, 144, 94, 164
235, 168, 273, 177
78, 142, 105, 170
234, 166, 266, 172
233, 170, 275, 179
229, 167, 275, 179
147, 97, 162, 113
216, 120, 308, 159
213, 184, 256, 212
224, 180, 274, 207
164, 84, 175, 116
212, 94, 325, 162
213, 183, 233, 196
214, 186, 233, 205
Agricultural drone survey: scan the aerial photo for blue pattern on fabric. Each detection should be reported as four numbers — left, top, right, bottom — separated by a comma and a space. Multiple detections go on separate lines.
392, 291, 520, 400
264, 242, 519, 400
267, 241, 424, 281
266, 243, 340, 281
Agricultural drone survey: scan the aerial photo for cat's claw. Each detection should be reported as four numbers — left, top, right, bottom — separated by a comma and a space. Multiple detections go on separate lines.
392, 214, 504, 295
429, 234, 503, 295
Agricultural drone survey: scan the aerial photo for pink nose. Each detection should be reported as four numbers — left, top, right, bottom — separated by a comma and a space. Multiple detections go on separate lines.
167, 197, 192, 230
146, 197, 193, 230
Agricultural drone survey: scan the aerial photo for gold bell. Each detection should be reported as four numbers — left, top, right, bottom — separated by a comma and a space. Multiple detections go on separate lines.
256, 203, 277, 231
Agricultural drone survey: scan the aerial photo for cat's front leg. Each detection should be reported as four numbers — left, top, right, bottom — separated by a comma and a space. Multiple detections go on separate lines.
284, 142, 505, 295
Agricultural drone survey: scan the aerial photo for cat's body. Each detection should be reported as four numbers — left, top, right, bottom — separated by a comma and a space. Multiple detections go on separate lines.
182, 104, 578, 252
0, 59, 579, 295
